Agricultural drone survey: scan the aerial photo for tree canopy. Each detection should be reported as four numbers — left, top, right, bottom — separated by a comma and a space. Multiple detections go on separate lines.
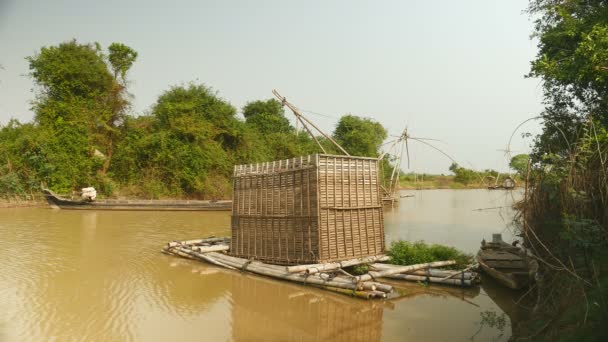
528, 0, 608, 157
243, 99, 292, 134
1, 39, 393, 199
509, 154, 530, 176
333, 115, 387, 157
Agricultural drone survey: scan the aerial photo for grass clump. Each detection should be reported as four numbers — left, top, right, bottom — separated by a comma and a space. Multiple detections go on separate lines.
388, 240, 473, 269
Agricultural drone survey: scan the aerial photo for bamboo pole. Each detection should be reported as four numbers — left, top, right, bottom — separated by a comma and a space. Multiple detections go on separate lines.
436, 263, 479, 282
167, 237, 230, 248
205, 252, 365, 291
354, 260, 456, 282
163, 246, 237, 270
191, 245, 230, 253
370, 264, 475, 280
286, 255, 390, 273
384, 274, 473, 287
272, 89, 350, 156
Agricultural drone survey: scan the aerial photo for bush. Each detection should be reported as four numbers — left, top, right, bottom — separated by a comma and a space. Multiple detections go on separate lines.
388, 240, 473, 269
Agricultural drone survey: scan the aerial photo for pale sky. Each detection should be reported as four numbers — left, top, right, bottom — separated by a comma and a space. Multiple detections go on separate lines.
0, 0, 543, 174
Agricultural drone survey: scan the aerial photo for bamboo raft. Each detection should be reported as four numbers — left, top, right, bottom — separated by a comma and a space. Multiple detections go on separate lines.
162, 237, 479, 299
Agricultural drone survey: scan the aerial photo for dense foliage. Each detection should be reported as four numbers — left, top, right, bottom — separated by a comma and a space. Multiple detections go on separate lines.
508, 153, 530, 177
528, 0, 608, 158
388, 240, 473, 269
521, 1, 608, 339
0, 40, 391, 199
333, 115, 387, 157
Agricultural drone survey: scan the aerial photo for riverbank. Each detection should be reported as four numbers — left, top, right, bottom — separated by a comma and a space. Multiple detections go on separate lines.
0, 198, 45, 208
399, 175, 504, 190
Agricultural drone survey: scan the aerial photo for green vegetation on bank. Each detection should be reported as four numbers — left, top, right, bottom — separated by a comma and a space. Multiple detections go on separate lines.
518, 1, 608, 339
398, 163, 524, 190
0, 40, 390, 200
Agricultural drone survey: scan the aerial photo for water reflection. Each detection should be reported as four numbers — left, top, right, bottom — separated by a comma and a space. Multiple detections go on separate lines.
230, 273, 384, 341
384, 189, 521, 253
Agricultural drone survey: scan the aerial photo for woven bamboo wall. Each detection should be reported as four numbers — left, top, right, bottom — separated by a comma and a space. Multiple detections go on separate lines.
230, 154, 384, 265
317, 155, 384, 261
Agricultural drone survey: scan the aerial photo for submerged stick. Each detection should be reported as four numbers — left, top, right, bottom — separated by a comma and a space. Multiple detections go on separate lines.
385, 274, 473, 287
321, 286, 383, 299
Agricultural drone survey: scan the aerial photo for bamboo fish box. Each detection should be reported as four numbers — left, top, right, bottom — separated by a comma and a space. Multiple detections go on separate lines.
230, 154, 385, 265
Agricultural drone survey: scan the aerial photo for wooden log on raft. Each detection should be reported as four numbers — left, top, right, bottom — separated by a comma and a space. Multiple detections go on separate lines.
436, 264, 479, 282
205, 252, 392, 294
384, 274, 473, 287
354, 260, 456, 283
370, 264, 475, 280
167, 237, 230, 248
191, 245, 230, 253
162, 246, 237, 270
286, 255, 390, 274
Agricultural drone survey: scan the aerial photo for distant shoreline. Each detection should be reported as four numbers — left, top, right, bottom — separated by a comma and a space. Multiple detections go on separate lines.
0, 199, 46, 208
1, 186, 517, 209
399, 175, 521, 190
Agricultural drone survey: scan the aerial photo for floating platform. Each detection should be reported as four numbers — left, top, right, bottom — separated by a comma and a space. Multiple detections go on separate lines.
42, 189, 232, 211
162, 237, 479, 300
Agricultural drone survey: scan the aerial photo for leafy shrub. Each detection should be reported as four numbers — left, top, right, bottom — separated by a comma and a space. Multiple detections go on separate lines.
388, 240, 473, 269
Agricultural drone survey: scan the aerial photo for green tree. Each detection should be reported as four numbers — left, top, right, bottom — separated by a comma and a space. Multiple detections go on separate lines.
449, 162, 476, 185
243, 99, 292, 134
26, 40, 137, 192
108, 43, 138, 82
333, 115, 387, 157
27, 40, 113, 106
528, 1, 608, 156
111, 83, 242, 198
509, 154, 530, 176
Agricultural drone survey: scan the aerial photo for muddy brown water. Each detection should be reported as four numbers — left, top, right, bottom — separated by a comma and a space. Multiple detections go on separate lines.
0, 189, 525, 341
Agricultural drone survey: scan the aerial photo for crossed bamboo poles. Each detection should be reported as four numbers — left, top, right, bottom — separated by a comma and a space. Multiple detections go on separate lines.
272, 89, 458, 198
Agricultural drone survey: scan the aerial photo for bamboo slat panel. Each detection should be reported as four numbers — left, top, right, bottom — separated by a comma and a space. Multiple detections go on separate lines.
230, 154, 385, 265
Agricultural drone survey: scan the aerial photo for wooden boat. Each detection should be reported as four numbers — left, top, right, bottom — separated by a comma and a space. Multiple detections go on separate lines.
42, 189, 232, 211
476, 234, 538, 290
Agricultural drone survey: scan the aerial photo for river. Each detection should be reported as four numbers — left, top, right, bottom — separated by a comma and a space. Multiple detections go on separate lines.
0, 189, 525, 341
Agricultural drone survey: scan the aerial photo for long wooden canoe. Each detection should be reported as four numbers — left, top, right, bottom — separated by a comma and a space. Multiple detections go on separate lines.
476, 239, 538, 290
42, 189, 232, 211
